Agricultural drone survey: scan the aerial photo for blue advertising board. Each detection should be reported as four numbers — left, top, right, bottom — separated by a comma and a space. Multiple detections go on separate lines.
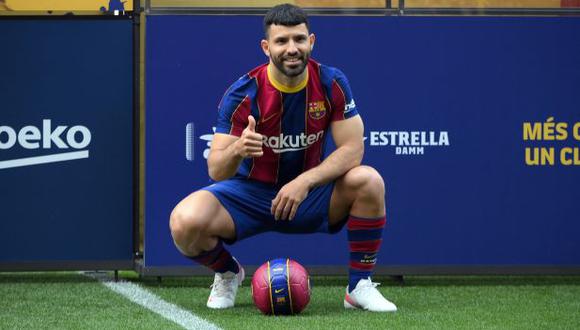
145, 15, 580, 272
0, 19, 134, 268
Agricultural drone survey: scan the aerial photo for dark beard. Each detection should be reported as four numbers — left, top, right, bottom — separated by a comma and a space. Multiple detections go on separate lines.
272, 53, 309, 78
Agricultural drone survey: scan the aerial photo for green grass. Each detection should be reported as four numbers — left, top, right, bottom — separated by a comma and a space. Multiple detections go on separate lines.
2, 272, 580, 330
0, 272, 181, 330
144, 275, 580, 330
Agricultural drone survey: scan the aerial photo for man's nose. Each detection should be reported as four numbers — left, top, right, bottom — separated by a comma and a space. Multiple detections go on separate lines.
286, 40, 298, 54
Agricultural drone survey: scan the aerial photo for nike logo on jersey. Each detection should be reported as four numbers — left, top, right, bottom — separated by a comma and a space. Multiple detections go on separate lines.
275, 288, 285, 293
261, 112, 278, 123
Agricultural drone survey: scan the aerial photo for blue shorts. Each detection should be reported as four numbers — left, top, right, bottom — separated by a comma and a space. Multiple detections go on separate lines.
203, 177, 345, 244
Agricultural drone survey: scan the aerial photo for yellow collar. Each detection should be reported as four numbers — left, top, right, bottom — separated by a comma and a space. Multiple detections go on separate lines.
267, 64, 308, 93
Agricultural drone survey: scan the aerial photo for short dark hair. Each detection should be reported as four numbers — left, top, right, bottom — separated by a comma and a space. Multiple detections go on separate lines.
263, 3, 309, 38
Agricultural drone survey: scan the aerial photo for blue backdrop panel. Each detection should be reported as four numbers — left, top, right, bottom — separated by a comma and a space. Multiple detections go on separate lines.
145, 16, 580, 268
0, 19, 133, 263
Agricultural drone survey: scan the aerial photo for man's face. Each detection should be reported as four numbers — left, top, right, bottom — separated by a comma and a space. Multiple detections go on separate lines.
262, 23, 315, 78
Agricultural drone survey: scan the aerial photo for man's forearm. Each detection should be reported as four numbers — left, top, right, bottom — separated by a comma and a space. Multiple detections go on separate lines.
207, 117, 264, 181
207, 141, 244, 181
297, 143, 363, 190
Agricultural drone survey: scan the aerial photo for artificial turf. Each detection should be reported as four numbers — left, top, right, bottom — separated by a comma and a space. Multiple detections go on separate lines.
0, 272, 181, 330
2, 272, 579, 330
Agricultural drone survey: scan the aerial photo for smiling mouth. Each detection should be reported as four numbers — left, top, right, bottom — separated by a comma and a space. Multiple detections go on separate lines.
284, 58, 302, 66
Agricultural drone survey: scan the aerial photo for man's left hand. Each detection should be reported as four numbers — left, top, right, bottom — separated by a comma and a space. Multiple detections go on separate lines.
271, 178, 310, 221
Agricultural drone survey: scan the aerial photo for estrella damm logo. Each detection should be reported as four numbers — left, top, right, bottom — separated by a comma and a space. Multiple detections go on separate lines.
308, 101, 326, 120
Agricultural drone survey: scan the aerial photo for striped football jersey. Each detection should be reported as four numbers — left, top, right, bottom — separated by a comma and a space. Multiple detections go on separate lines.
216, 58, 358, 185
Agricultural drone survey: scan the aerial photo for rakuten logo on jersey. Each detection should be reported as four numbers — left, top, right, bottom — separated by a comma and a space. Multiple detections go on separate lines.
0, 119, 92, 170
262, 131, 324, 154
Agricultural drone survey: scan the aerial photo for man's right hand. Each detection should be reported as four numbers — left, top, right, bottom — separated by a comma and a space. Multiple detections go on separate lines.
235, 115, 263, 158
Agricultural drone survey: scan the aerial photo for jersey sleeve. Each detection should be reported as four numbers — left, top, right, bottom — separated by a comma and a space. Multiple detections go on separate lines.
329, 69, 358, 122
216, 76, 253, 137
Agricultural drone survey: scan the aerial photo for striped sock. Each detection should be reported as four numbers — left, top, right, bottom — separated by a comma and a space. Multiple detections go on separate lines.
187, 240, 239, 274
347, 215, 386, 292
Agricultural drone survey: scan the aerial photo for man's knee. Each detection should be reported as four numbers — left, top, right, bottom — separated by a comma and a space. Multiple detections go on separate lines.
170, 206, 206, 243
344, 165, 385, 198
169, 190, 235, 256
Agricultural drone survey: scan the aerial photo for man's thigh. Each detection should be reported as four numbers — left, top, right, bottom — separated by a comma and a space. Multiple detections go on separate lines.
203, 178, 279, 243
203, 178, 340, 241
275, 182, 336, 234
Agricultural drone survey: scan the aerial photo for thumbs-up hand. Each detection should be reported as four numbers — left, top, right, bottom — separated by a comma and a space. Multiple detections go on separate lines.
246, 115, 256, 132
236, 115, 263, 158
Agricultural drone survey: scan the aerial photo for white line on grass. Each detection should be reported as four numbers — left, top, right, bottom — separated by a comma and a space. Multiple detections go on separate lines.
83, 272, 221, 330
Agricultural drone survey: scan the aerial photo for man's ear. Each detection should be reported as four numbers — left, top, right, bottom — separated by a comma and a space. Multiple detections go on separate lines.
309, 33, 316, 51
261, 39, 270, 57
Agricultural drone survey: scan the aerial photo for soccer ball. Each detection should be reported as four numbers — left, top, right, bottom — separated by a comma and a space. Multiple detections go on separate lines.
251, 258, 310, 315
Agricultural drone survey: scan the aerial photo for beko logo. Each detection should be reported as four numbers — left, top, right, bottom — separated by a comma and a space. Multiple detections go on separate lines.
0, 119, 92, 170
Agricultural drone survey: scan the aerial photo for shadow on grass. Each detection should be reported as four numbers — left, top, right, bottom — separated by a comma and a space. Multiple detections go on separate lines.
191, 299, 347, 319
3, 272, 579, 288
300, 275, 580, 287
0, 272, 95, 284
137, 276, 212, 288
390, 275, 580, 287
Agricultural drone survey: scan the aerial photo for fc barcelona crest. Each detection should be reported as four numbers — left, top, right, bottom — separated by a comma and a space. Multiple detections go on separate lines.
308, 101, 326, 120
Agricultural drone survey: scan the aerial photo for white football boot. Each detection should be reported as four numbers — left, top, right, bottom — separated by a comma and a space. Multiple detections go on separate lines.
206, 259, 245, 309
344, 277, 397, 312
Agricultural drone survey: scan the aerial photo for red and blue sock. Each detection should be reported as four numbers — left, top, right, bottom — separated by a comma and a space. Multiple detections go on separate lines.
347, 215, 386, 292
187, 240, 239, 274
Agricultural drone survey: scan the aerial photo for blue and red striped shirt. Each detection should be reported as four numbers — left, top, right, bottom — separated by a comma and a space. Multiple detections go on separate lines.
216, 58, 358, 185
